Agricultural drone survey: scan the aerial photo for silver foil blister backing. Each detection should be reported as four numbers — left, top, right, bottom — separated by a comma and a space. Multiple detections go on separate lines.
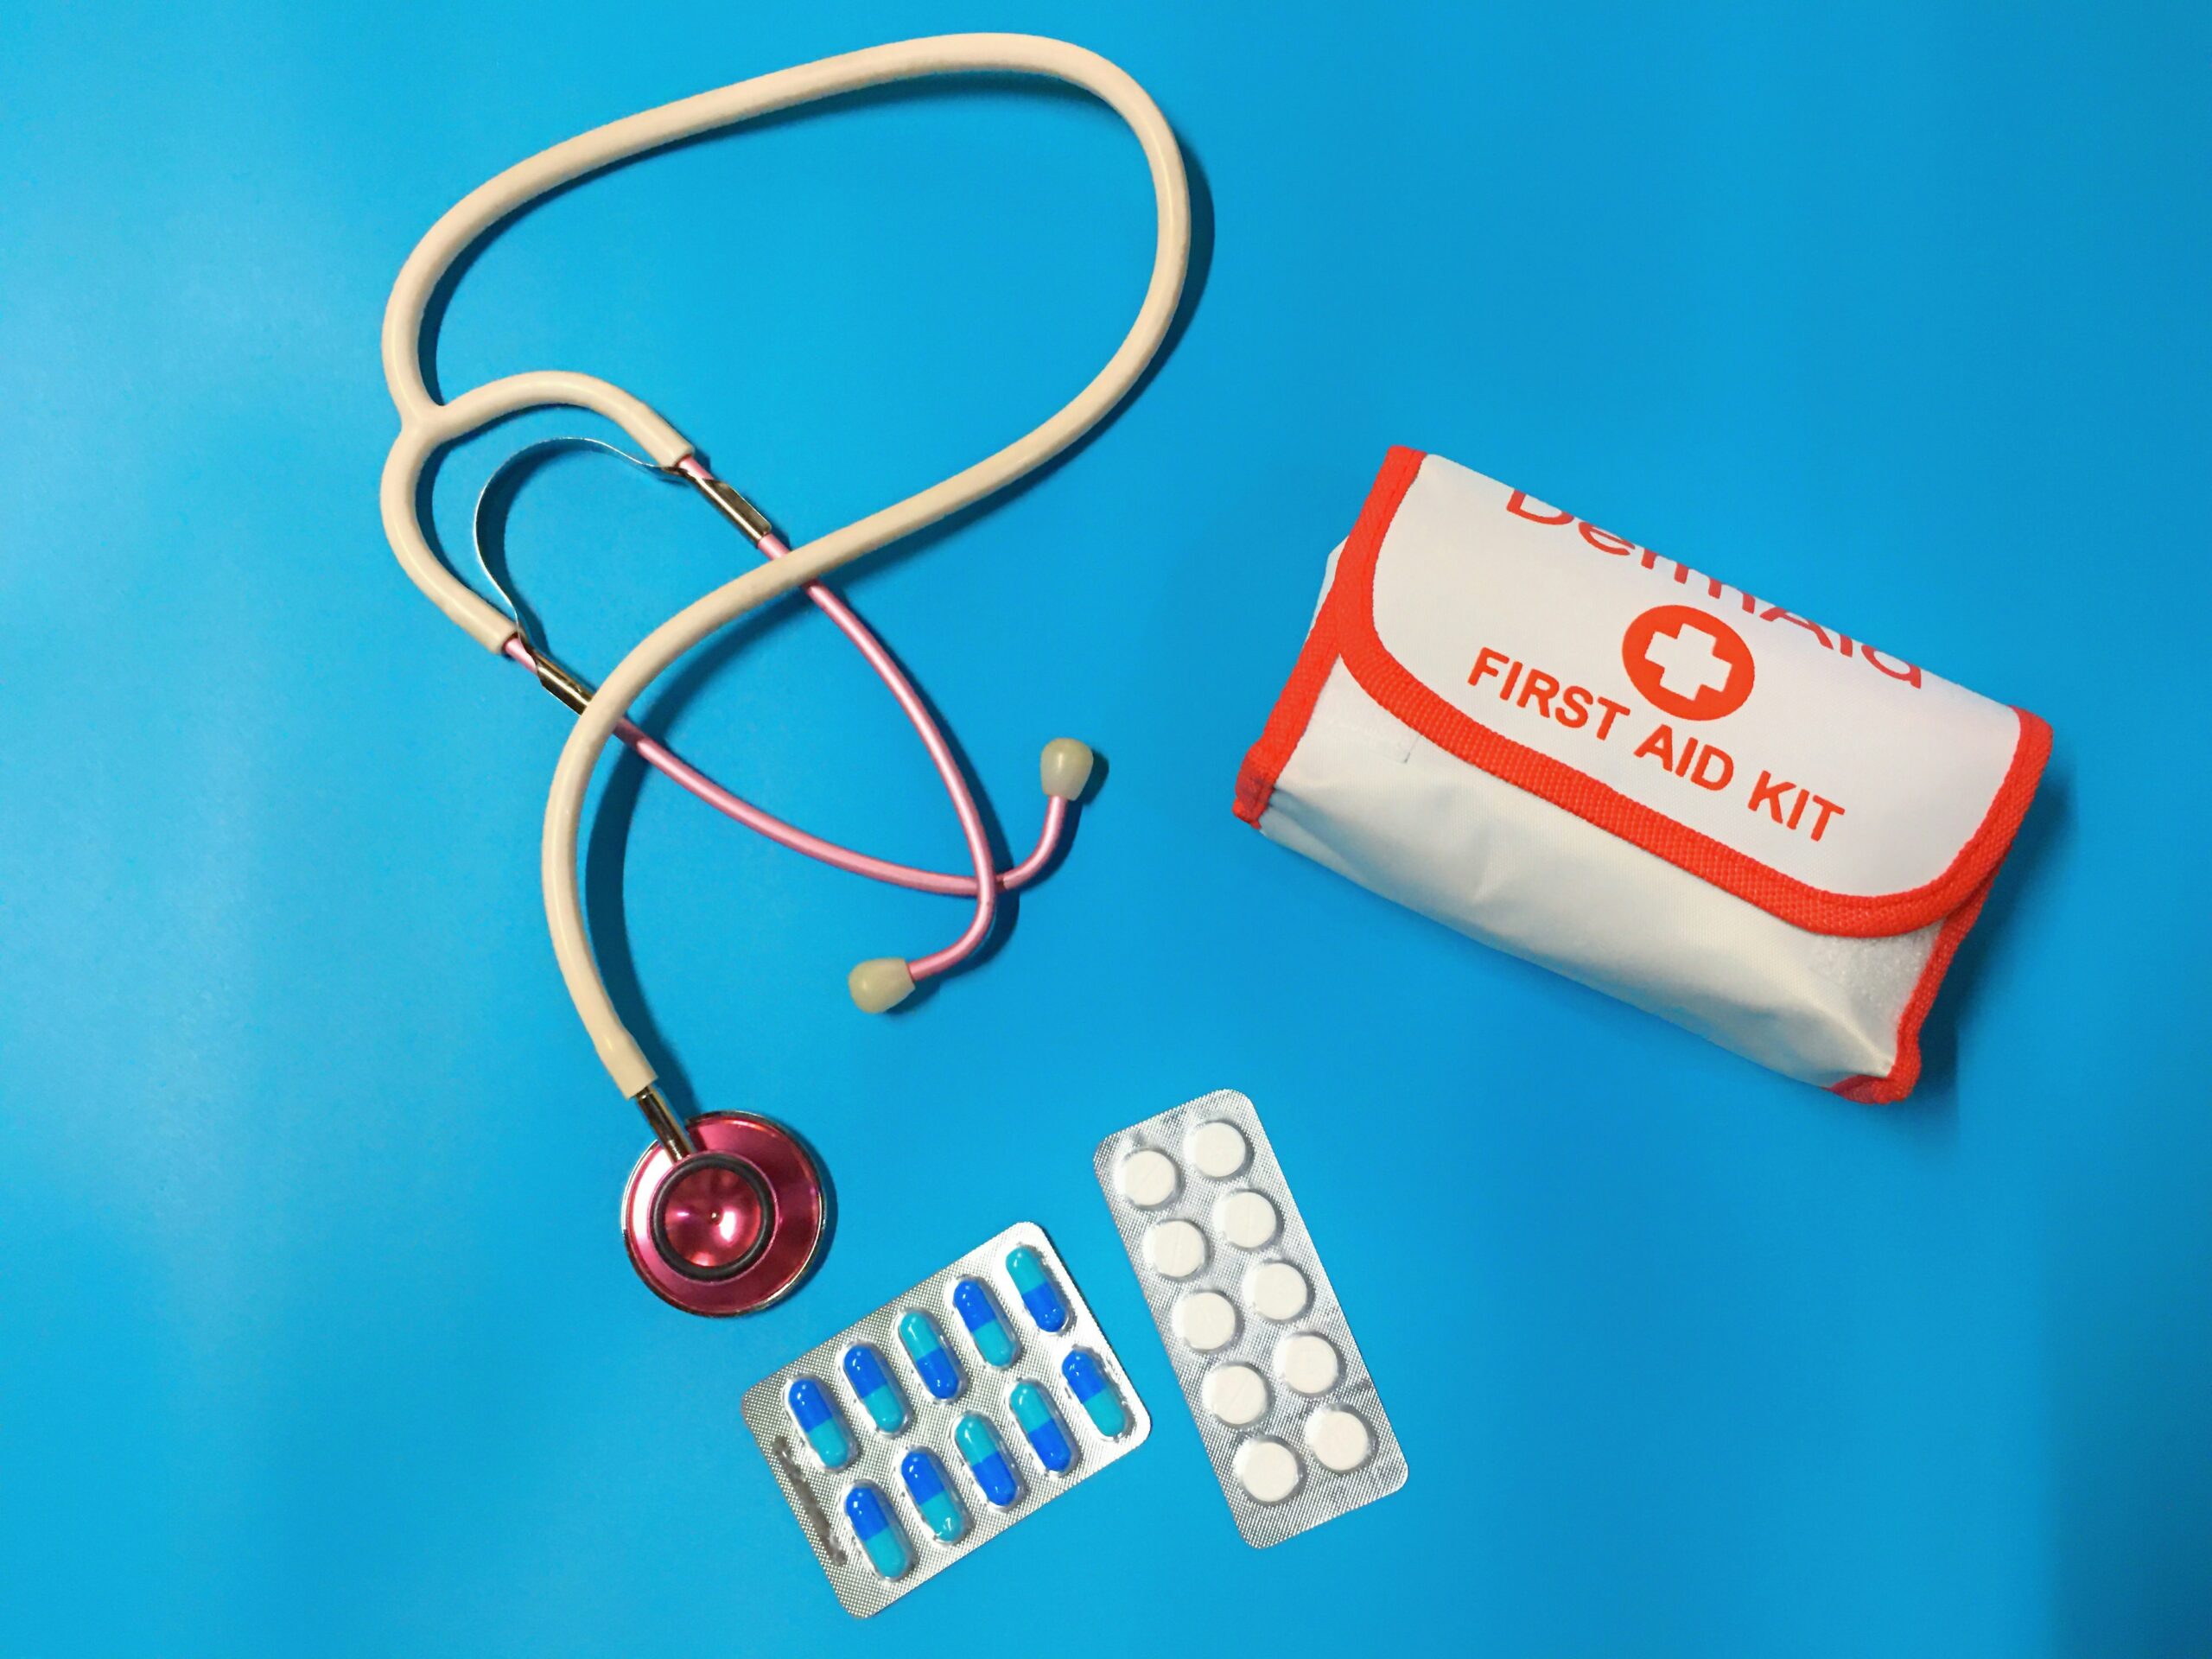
741, 1221, 1151, 1617
1094, 1089, 1407, 1547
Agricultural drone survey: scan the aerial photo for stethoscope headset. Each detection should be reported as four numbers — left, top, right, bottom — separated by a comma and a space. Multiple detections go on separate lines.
378, 35, 1190, 1314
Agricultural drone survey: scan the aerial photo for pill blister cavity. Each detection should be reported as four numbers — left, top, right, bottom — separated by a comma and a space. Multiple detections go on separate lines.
898, 1448, 968, 1543
843, 1484, 912, 1579
1201, 1362, 1270, 1427
1059, 1349, 1131, 1439
1008, 1380, 1077, 1473
1233, 1437, 1304, 1505
786, 1377, 855, 1470
1142, 1218, 1208, 1280
1304, 1408, 1373, 1474
1244, 1260, 1311, 1322
898, 1310, 964, 1401
841, 1344, 909, 1433
1215, 1189, 1280, 1250
1116, 1147, 1180, 1208
954, 1413, 1022, 1508
1005, 1245, 1071, 1333
951, 1277, 1018, 1368
1276, 1332, 1341, 1396
1172, 1289, 1240, 1354
1185, 1119, 1249, 1179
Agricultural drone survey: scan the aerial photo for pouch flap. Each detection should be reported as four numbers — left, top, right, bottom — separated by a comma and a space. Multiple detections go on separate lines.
1239, 448, 2050, 938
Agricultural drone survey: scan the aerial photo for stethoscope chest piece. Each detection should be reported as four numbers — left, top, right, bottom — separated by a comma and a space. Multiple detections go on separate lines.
623, 1112, 826, 1315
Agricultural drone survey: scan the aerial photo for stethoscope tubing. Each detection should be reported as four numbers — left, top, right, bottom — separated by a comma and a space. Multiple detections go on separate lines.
722, 524, 1000, 979
472, 435, 1064, 952
499, 636, 1070, 899
381, 34, 1191, 1100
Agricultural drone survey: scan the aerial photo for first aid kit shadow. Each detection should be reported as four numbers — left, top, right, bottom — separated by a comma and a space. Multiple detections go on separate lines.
1906, 763, 2070, 1107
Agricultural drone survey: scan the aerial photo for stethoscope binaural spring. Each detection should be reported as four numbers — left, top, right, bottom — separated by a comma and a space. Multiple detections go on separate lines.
378, 35, 1191, 1314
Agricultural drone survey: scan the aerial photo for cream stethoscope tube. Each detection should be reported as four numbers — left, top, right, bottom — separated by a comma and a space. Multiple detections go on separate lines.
379, 35, 1189, 1111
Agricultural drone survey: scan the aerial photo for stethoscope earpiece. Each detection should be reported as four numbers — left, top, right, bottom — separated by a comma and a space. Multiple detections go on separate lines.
848, 957, 917, 1014
843, 738, 1095, 1014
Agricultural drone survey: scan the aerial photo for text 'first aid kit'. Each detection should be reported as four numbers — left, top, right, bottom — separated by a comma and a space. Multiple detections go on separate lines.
1236, 449, 2050, 1101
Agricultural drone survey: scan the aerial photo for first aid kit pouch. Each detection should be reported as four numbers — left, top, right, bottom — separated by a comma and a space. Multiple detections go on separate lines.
1235, 448, 2050, 1102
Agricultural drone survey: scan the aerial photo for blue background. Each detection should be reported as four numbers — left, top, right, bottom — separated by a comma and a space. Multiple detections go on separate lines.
3, 3, 2207, 1654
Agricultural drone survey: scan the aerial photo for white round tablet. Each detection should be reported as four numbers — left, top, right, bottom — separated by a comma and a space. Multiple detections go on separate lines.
1276, 1332, 1341, 1395
1185, 1120, 1249, 1179
1304, 1408, 1372, 1473
1214, 1189, 1279, 1250
1141, 1218, 1208, 1280
1200, 1362, 1269, 1427
1115, 1147, 1179, 1209
1245, 1261, 1311, 1322
1232, 1437, 1303, 1505
1171, 1290, 1239, 1354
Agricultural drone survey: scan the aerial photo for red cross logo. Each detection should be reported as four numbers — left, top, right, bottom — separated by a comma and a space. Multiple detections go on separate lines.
1621, 605, 1755, 721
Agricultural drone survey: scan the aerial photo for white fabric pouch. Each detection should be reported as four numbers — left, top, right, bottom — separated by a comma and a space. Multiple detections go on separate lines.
1236, 448, 2050, 1101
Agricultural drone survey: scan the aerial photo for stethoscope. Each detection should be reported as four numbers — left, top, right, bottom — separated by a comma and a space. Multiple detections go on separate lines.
378, 35, 1190, 1314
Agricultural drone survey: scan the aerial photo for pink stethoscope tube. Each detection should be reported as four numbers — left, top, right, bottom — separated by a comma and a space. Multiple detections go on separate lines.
505, 466, 1064, 982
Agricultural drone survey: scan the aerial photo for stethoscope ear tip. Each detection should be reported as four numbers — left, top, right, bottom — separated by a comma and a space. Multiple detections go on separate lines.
849, 957, 918, 1014
1039, 738, 1096, 801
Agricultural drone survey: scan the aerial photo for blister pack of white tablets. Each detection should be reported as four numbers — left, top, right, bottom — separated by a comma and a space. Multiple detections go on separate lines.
1095, 1090, 1407, 1547
741, 1222, 1150, 1617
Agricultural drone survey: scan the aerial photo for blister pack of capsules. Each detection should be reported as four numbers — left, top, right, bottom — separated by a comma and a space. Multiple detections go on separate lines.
1095, 1090, 1407, 1546
741, 1222, 1150, 1617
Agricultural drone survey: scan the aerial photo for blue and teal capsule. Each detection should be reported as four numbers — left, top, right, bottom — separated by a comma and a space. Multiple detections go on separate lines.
1059, 1351, 1129, 1438
1007, 1381, 1075, 1474
1005, 1246, 1069, 1333
898, 1311, 963, 1401
954, 1413, 1021, 1508
785, 1377, 854, 1469
842, 1484, 912, 1580
952, 1278, 1017, 1368
898, 1449, 967, 1543
842, 1344, 908, 1433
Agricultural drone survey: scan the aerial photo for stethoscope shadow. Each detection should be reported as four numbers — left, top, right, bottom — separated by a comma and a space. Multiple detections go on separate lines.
424, 86, 1209, 1233
390, 64, 1212, 1313
780, 1117, 840, 1303
580, 594, 1105, 1006
555, 121, 1210, 1076
413, 79, 1216, 606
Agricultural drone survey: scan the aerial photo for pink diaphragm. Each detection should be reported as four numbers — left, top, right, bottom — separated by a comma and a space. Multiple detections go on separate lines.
622, 1112, 826, 1316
